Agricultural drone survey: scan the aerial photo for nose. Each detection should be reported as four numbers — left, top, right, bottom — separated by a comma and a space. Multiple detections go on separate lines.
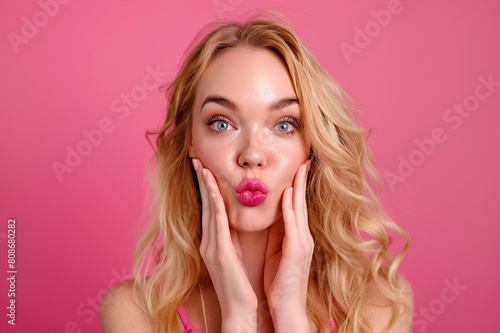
237, 130, 267, 169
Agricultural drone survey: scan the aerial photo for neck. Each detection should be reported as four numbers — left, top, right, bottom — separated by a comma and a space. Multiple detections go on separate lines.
237, 228, 269, 300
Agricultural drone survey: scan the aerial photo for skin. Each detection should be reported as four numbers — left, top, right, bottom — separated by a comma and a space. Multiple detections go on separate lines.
189, 46, 313, 332
189, 46, 308, 233
100, 45, 414, 333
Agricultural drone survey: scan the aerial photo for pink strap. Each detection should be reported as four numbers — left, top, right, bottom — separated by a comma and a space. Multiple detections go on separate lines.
177, 303, 190, 325
328, 318, 337, 332
177, 304, 202, 333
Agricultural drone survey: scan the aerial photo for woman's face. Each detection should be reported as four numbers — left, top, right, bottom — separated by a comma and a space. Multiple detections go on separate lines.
189, 46, 308, 232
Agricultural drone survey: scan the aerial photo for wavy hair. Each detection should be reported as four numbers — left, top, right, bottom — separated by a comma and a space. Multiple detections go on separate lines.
133, 12, 410, 333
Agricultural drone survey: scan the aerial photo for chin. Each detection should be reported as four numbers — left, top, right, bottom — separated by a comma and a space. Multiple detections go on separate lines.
226, 204, 281, 232
228, 220, 273, 233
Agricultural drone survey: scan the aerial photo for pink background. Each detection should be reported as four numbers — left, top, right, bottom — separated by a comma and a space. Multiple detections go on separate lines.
1, 0, 499, 332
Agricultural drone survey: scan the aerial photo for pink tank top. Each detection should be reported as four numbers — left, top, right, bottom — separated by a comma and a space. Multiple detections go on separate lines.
177, 303, 337, 332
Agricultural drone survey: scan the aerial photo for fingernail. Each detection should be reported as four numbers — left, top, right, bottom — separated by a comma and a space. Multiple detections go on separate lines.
306, 160, 311, 173
302, 163, 307, 177
192, 159, 198, 171
202, 168, 207, 181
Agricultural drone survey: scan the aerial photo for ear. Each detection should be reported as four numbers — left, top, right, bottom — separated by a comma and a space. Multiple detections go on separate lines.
188, 138, 196, 158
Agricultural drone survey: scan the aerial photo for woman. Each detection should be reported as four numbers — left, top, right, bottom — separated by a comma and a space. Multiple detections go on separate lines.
101, 13, 413, 333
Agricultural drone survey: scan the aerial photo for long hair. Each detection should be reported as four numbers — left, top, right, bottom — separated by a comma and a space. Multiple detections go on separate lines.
133, 12, 410, 333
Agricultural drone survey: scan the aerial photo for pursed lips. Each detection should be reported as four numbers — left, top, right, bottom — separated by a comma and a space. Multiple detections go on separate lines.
236, 178, 269, 207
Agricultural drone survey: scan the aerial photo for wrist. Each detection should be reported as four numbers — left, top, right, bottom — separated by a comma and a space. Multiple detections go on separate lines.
222, 311, 257, 333
270, 309, 311, 333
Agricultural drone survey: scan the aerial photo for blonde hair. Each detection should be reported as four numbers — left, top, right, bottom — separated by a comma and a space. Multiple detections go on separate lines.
133, 12, 410, 333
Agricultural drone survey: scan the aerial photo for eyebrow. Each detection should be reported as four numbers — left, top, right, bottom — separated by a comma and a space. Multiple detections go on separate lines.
200, 94, 299, 112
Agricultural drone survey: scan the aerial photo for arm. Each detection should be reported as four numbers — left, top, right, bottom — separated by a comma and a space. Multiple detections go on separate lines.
364, 274, 414, 333
265, 161, 314, 333
100, 279, 152, 333
192, 159, 259, 332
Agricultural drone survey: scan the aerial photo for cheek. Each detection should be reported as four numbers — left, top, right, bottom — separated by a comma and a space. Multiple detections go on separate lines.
273, 140, 307, 180
192, 125, 220, 162
193, 139, 235, 184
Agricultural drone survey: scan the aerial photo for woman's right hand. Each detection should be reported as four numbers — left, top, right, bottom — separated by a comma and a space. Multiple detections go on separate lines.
192, 158, 258, 331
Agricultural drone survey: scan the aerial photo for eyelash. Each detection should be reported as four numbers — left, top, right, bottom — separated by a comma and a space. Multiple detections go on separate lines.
202, 114, 303, 135
277, 116, 303, 135
203, 115, 232, 134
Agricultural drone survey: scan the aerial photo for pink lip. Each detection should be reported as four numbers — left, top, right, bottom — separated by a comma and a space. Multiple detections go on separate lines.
236, 178, 269, 207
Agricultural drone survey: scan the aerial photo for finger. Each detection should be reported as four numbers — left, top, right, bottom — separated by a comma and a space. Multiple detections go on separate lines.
304, 160, 311, 210
292, 163, 307, 226
202, 167, 222, 196
211, 192, 232, 252
281, 187, 299, 251
192, 159, 211, 248
282, 186, 295, 225
205, 172, 216, 253
304, 160, 312, 238
302, 160, 310, 226
203, 168, 232, 253
192, 159, 208, 202
295, 161, 312, 246
293, 164, 306, 214
192, 159, 211, 213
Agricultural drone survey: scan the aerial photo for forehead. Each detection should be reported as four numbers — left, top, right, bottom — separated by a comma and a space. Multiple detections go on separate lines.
195, 46, 296, 106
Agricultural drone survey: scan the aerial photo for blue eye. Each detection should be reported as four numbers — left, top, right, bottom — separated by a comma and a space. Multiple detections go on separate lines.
216, 121, 230, 131
203, 115, 234, 133
276, 122, 290, 132
274, 116, 302, 135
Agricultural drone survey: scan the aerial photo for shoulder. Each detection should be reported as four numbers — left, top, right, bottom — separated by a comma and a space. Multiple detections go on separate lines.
100, 278, 152, 333
364, 273, 414, 333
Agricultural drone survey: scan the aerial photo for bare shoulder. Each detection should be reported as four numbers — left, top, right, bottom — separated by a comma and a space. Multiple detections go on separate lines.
364, 273, 414, 332
100, 278, 152, 333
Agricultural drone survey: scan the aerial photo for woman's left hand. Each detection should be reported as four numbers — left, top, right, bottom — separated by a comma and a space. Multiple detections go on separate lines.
263, 160, 314, 331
